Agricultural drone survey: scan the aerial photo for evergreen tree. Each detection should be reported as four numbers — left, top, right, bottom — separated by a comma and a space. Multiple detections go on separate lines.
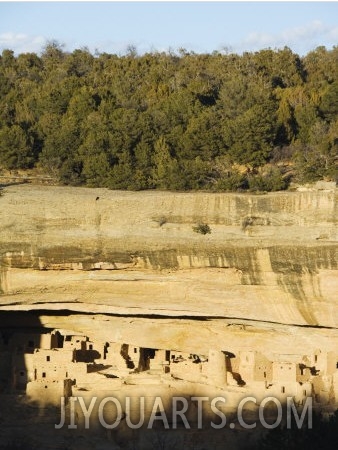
0, 124, 33, 169
0, 46, 336, 189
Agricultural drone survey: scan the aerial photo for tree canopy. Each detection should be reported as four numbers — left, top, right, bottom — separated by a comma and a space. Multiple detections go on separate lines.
0, 45, 337, 190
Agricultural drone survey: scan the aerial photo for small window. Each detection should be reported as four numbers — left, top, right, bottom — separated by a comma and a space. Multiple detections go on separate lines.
46, 356, 50, 362
89, 344, 93, 350
134, 348, 138, 354
314, 355, 317, 363
281, 386, 285, 393
303, 390, 307, 396
42, 372, 46, 378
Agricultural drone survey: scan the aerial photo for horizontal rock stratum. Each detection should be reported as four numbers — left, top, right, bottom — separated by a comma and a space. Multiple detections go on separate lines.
0, 184, 337, 354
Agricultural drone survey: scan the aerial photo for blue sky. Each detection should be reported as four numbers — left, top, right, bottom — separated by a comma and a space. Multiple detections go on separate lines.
0, 1, 337, 56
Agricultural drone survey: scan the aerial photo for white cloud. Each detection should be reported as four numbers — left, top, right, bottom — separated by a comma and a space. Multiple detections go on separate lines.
0, 32, 46, 55
233, 21, 338, 54
280, 20, 331, 42
328, 26, 338, 40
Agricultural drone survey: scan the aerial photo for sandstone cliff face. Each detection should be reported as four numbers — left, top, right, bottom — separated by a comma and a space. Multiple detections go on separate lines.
0, 185, 337, 353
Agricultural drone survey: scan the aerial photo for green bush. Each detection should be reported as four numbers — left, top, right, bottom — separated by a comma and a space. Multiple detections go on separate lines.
192, 223, 211, 235
213, 172, 249, 191
248, 167, 287, 192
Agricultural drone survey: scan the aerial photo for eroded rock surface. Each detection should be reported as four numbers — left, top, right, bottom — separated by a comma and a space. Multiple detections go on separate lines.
0, 185, 337, 334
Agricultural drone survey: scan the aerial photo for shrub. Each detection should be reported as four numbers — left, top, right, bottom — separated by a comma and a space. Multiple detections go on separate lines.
192, 223, 211, 235
212, 171, 249, 191
248, 167, 288, 192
